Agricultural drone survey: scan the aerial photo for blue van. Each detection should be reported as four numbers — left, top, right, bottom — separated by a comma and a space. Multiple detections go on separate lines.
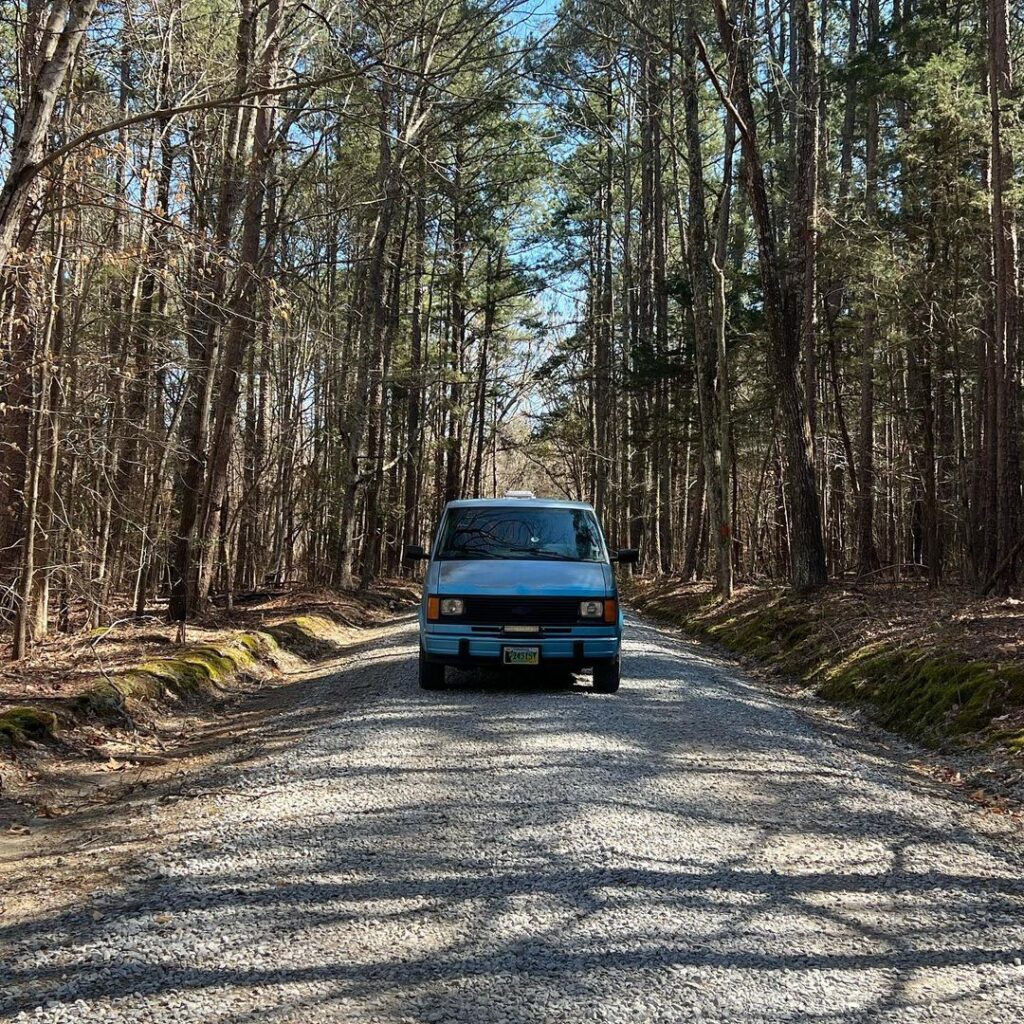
404, 494, 638, 693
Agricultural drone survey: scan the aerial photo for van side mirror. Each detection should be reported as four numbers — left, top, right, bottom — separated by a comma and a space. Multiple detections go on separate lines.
404, 544, 427, 562
616, 548, 639, 565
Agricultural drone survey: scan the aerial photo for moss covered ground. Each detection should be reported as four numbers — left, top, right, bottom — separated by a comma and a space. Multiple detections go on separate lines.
0, 706, 60, 743
0, 587, 414, 821
2, 614, 349, 748
630, 579, 1024, 757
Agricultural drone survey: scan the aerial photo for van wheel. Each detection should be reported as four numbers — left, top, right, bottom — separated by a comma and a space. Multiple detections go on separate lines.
419, 649, 446, 690
593, 658, 620, 694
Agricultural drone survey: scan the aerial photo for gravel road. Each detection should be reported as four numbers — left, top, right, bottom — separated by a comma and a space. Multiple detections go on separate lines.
3, 612, 1024, 1023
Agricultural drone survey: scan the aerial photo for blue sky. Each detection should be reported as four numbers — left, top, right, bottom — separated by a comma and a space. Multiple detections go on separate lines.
505, 0, 561, 52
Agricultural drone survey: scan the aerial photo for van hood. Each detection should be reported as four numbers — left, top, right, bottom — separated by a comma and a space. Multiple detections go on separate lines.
433, 559, 613, 597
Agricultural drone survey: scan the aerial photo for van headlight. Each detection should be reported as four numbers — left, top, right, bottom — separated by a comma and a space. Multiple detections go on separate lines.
440, 598, 465, 617
579, 600, 604, 619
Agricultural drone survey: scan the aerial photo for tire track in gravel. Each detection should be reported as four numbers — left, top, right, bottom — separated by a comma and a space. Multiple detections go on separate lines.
3, 611, 1024, 1023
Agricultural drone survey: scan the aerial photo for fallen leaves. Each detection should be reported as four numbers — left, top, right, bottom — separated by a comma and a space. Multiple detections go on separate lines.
908, 760, 963, 786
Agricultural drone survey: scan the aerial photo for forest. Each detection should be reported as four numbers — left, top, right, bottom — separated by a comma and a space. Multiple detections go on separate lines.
1, 0, 1022, 658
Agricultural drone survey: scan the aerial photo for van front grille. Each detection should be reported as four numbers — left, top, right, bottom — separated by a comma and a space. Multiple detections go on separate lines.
448, 596, 593, 626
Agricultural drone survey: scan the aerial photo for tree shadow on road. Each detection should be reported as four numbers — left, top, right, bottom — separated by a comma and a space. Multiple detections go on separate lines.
3, 616, 1024, 1023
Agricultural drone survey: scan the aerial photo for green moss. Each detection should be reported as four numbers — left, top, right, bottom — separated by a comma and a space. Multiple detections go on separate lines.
0, 706, 59, 743
72, 633, 273, 723
114, 672, 166, 700
264, 615, 340, 658
636, 582, 1024, 758
20, 614, 343, 737
236, 631, 272, 655
72, 681, 122, 716
702, 599, 809, 666
1005, 732, 1024, 754
137, 658, 208, 695
815, 649, 1022, 747
132, 640, 259, 698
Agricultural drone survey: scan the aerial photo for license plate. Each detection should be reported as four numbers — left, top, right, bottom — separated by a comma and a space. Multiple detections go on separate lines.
503, 646, 540, 666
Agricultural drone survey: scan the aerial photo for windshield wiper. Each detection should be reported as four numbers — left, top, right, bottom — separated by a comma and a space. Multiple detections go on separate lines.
506, 547, 581, 561
440, 549, 501, 560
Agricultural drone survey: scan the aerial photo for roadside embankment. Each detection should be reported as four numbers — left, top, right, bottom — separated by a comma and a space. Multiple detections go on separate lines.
629, 578, 1024, 767
0, 585, 417, 823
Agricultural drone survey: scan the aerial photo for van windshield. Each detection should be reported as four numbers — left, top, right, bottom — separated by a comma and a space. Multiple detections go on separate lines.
436, 507, 607, 562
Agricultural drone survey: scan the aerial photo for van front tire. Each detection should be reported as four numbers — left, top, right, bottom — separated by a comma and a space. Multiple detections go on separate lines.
593, 658, 620, 694
419, 649, 446, 690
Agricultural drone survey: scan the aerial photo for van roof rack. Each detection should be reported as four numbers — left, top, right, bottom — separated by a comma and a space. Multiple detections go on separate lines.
504, 490, 536, 499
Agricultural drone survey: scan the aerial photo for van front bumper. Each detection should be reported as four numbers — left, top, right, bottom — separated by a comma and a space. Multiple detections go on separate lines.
421, 628, 620, 669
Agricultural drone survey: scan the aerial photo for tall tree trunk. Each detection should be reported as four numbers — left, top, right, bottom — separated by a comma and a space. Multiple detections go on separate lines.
855, 0, 881, 576
0, 0, 101, 271
985, 0, 1022, 593
193, 0, 283, 610
683, 9, 733, 598
794, 0, 820, 446
402, 159, 427, 558
169, 0, 256, 620
710, 0, 828, 590
337, 82, 397, 588
445, 142, 466, 505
